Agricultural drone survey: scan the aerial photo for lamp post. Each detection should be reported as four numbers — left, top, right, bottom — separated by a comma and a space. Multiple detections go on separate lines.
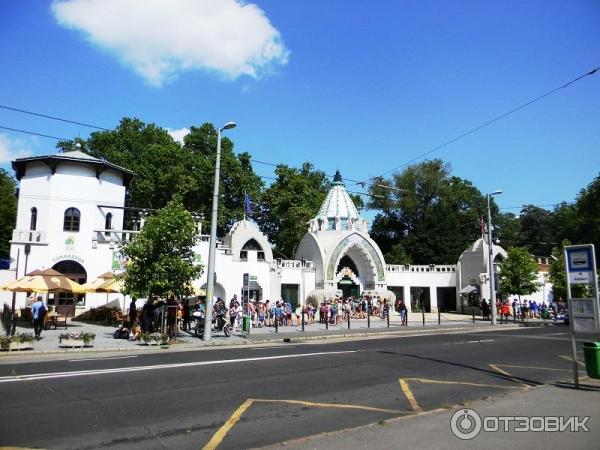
203, 121, 236, 341
487, 190, 502, 325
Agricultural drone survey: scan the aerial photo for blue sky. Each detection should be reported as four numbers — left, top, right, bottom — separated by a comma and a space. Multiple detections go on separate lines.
0, 0, 598, 219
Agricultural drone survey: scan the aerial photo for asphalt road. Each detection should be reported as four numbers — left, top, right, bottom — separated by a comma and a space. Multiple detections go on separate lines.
0, 325, 591, 449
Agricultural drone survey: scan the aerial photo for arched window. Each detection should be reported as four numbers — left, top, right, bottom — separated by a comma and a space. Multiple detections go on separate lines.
30, 207, 37, 231
105, 212, 113, 230
240, 239, 263, 261
242, 239, 263, 251
63, 208, 80, 232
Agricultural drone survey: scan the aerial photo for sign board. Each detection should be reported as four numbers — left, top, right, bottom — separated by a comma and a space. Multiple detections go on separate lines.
564, 244, 599, 336
566, 246, 593, 284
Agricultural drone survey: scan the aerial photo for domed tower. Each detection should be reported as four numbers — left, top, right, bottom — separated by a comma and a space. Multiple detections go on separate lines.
295, 170, 388, 297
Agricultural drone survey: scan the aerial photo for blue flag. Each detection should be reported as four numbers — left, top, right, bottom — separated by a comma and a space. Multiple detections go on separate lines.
244, 192, 253, 216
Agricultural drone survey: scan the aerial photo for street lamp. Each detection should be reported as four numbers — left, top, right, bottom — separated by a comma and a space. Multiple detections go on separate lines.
487, 190, 502, 325
203, 121, 236, 341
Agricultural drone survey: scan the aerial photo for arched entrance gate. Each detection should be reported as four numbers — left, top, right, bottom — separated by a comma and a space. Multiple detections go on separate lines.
51, 260, 87, 316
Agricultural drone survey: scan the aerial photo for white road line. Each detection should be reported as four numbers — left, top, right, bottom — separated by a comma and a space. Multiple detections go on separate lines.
0, 351, 357, 383
250, 346, 295, 350
467, 339, 495, 343
69, 356, 139, 362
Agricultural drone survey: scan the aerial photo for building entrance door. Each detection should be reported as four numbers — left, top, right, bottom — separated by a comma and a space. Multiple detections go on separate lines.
51, 260, 87, 316
338, 276, 359, 299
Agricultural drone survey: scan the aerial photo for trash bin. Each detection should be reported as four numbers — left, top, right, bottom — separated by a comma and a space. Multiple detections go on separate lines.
242, 314, 251, 335
583, 342, 600, 379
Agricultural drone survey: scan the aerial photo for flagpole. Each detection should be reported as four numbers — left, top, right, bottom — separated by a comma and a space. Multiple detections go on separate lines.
243, 191, 247, 221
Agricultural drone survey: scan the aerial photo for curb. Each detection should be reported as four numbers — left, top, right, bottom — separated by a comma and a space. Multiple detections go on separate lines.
0, 324, 524, 358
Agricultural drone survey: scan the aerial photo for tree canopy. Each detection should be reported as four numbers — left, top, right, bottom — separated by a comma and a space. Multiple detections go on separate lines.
368, 159, 490, 264
57, 118, 263, 236
0, 169, 17, 260
121, 198, 202, 299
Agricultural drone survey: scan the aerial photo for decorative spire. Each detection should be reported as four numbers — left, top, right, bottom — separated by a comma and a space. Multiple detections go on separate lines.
333, 170, 343, 184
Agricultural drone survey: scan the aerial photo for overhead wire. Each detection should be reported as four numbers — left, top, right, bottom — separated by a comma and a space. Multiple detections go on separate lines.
0, 104, 110, 130
370, 66, 599, 181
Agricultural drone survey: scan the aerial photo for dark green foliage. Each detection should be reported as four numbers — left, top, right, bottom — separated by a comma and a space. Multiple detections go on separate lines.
255, 163, 330, 258
0, 169, 17, 259
368, 160, 488, 264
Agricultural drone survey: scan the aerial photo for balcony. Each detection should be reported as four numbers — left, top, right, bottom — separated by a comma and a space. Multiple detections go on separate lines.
92, 229, 140, 248
11, 230, 48, 245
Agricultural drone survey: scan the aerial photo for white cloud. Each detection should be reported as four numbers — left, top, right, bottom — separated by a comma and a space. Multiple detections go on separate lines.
51, 0, 290, 86
0, 134, 33, 163
167, 127, 190, 144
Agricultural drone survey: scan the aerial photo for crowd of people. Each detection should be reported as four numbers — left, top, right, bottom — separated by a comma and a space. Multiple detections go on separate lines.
479, 298, 565, 323
113, 293, 413, 339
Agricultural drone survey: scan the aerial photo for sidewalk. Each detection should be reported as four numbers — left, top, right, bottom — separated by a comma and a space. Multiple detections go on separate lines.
262, 383, 600, 450
0, 312, 532, 356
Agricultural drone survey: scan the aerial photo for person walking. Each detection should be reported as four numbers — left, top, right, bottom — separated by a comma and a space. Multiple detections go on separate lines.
31, 295, 46, 340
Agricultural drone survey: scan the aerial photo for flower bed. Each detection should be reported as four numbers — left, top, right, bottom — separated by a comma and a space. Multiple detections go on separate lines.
140, 332, 168, 346
0, 333, 35, 351
58, 332, 96, 348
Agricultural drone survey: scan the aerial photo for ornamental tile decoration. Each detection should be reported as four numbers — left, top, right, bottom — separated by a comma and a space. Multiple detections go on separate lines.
326, 233, 385, 281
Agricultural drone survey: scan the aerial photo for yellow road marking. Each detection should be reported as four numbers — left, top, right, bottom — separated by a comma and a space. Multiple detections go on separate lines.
257, 398, 404, 414
404, 377, 523, 390
202, 398, 404, 449
495, 364, 571, 372
559, 355, 585, 367
202, 399, 254, 450
489, 364, 530, 388
398, 378, 424, 412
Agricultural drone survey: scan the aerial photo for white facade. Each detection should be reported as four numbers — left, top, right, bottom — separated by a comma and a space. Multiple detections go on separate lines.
1, 153, 551, 315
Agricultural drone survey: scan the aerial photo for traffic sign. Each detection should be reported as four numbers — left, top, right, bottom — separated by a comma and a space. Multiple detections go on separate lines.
566, 246, 594, 284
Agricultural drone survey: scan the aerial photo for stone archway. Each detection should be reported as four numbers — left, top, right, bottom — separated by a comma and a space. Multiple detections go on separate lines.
327, 234, 386, 292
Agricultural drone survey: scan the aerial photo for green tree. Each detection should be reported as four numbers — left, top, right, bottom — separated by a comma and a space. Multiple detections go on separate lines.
495, 212, 521, 248
548, 239, 587, 300
499, 247, 540, 301
368, 160, 489, 264
256, 163, 330, 258
572, 172, 600, 260
121, 198, 202, 299
518, 205, 554, 255
0, 169, 17, 260
57, 118, 264, 235
58, 117, 191, 211
182, 123, 263, 236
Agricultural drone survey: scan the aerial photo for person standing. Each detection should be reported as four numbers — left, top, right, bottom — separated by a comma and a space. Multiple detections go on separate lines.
398, 300, 408, 326
32, 295, 46, 340
480, 299, 490, 321
128, 298, 137, 326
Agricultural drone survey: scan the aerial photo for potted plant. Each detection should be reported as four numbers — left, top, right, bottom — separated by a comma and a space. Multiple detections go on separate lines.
58, 331, 96, 348
0, 333, 35, 351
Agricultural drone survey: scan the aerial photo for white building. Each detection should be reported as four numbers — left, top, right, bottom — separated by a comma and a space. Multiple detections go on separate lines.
1, 151, 552, 316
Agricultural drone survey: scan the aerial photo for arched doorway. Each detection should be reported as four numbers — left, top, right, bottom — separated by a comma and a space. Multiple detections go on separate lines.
51, 260, 87, 316
201, 282, 226, 303
336, 255, 360, 298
